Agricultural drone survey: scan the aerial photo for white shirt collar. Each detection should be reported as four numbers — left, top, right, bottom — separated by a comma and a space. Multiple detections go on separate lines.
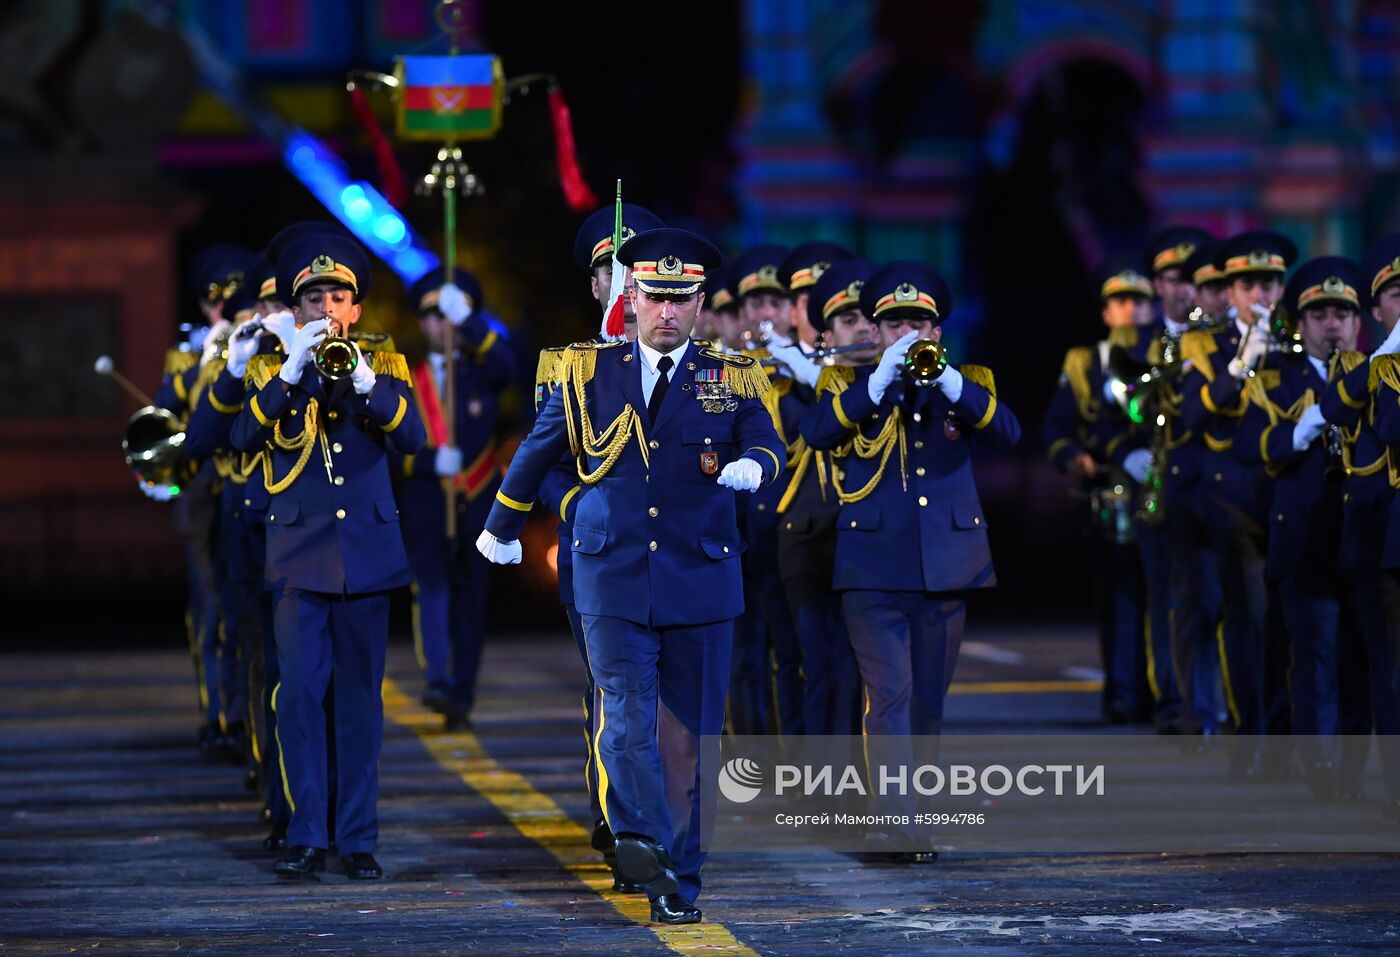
1233, 315, 1252, 340
637, 337, 690, 373
1165, 316, 1187, 335
1306, 353, 1327, 380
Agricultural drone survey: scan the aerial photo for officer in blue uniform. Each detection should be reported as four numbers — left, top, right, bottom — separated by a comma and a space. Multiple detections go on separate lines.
477, 227, 784, 923
779, 240, 853, 350
230, 228, 426, 879
393, 266, 515, 731
533, 202, 662, 890
803, 260, 1021, 857
1235, 256, 1365, 796
1338, 234, 1400, 820
726, 243, 805, 737
150, 243, 249, 758
1178, 229, 1298, 776
776, 259, 877, 736
1042, 258, 1155, 722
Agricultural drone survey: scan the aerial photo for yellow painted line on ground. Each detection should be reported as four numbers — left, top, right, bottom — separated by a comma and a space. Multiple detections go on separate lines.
948, 679, 1103, 695
381, 677, 759, 957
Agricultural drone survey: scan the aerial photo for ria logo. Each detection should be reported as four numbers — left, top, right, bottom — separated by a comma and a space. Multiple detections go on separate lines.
718, 757, 764, 804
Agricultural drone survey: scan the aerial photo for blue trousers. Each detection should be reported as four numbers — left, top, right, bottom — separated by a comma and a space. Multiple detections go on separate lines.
273, 588, 389, 854
565, 603, 605, 827
785, 579, 861, 736
1166, 493, 1224, 733
581, 614, 732, 904
1137, 521, 1180, 726
730, 526, 803, 736
408, 492, 492, 712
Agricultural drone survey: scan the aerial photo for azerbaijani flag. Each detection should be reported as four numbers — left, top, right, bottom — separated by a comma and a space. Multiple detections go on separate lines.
395, 55, 503, 141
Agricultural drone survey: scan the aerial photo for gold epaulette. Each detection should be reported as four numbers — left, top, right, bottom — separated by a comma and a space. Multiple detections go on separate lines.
1371, 354, 1400, 395
371, 350, 413, 386
351, 331, 397, 354
691, 338, 713, 348
698, 347, 772, 398
1337, 350, 1367, 376
164, 348, 197, 378
190, 357, 225, 410
815, 365, 856, 396
1178, 330, 1218, 383
961, 363, 996, 396
1107, 326, 1139, 350
247, 353, 284, 390
536, 346, 567, 389
558, 339, 626, 390
1060, 347, 1093, 418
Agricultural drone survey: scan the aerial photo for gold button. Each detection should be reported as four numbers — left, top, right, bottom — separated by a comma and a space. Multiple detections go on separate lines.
328, 411, 339, 420
1214, 473, 1223, 482
290, 408, 298, 416
574, 540, 580, 547
850, 520, 857, 528
913, 413, 922, 423
704, 437, 712, 445
918, 496, 928, 507
334, 476, 344, 486
332, 442, 343, 453
914, 441, 924, 449
723, 546, 730, 553
974, 516, 981, 526
1277, 513, 1284, 521
336, 508, 346, 519
1171, 466, 1180, 475
649, 541, 658, 552
244, 499, 252, 507
758, 503, 767, 511
649, 440, 659, 450
648, 507, 659, 518
268, 514, 275, 522
785, 521, 793, 530
915, 467, 926, 477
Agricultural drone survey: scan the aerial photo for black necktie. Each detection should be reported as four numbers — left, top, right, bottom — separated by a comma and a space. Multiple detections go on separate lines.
648, 355, 674, 423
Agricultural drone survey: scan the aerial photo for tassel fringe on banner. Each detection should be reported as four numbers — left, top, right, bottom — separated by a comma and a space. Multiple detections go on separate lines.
347, 86, 409, 208
548, 86, 598, 213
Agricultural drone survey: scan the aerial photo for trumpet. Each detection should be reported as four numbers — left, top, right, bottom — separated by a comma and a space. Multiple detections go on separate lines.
903, 339, 948, 386
809, 340, 879, 363
123, 406, 187, 496
314, 322, 359, 380
1233, 302, 1303, 380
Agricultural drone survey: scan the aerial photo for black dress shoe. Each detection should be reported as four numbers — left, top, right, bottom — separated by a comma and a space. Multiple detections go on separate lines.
420, 685, 452, 714
444, 711, 472, 732
591, 819, 616, 855
650, 893, 701, 924
612, 875, 646, 894
274, 846, 325, 877
263, 823, 289, 852
341, 852, 383, 880
613, 836, 680, 897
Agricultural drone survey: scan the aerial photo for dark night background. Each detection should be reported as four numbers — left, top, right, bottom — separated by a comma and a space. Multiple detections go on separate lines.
4, 0, 1398, 645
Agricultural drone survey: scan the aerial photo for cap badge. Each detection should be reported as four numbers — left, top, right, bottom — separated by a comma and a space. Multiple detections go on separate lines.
311, 254, 337, 275
1175, 242, 1196, 260
1322, 275, 1345, 294
1247, 249, 1272, 267
811, 260, 831, 281
894, 282, 919, 302
758, 264, 778, 283
621, 226, 636, 243
658, 255, 683, 277
847, 279, 864, 299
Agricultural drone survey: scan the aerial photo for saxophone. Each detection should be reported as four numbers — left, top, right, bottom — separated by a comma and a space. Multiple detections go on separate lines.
1323, 342, 1346, 482
1134, 327, 1177, 526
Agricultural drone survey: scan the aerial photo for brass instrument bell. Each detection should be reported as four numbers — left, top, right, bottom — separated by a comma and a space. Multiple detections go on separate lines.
903, 339, 948, 386
123, 406, 187, 495
314, 326, 359, 380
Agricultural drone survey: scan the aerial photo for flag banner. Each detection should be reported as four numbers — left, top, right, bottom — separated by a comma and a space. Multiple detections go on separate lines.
395, 55, 504, 141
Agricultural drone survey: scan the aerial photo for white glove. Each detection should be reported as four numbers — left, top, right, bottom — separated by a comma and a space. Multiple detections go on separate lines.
350, 342, 377, 395
717, 458, 764, 492
476, 529, 522, 565
767, 342, 821, 389
867, 330, 920, 404
225, 324, 260, 378
1292, 404, 1328, 451
1123, 448, 1153, 484
1373, 321, 1400, 360
438, 283, 472, 326
200, 319, 231, 365
434, 446, 463, 476
935, 364, 964, 402
261, 309, 296, 352
279, 319, 329, 385
1227, 325, 1270, 378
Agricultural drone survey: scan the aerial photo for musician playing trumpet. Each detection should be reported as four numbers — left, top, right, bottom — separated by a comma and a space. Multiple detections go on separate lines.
1235, 257, 1365, 799
1178, 229, 1297, 778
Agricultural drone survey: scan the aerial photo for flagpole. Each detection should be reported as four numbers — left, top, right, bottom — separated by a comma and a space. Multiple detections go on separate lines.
438, 1, 463, 540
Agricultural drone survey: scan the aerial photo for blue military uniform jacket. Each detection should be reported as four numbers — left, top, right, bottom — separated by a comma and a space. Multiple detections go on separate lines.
1362, 355, 1400, 568
1178, 319, 1274, 526
1322, 351, 1393, 569
1234, 351, 1345, 579
801, 362, 1020, 593
483, 338, 785, 628
229, 350, 426, 594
